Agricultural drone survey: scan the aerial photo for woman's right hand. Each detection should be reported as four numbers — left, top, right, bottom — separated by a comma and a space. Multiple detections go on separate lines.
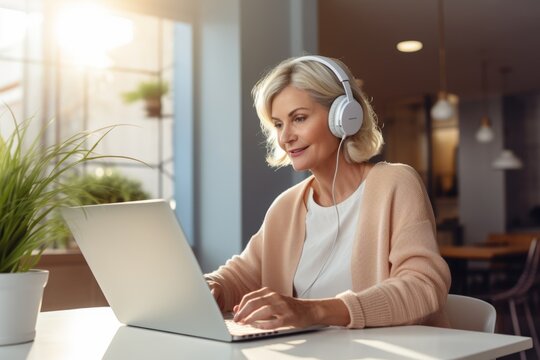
207, 280, 225, 310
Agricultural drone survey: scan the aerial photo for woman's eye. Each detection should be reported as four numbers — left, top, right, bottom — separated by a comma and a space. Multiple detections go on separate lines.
273, 122, 282, 129
294, 115, 306, 122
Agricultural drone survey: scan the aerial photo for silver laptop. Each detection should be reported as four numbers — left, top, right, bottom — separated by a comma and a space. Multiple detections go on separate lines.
61, 199, 323, 342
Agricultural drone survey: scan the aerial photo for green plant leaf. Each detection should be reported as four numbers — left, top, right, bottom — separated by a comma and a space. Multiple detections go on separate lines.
121, 80, 169, 103
0, 108, 146, 273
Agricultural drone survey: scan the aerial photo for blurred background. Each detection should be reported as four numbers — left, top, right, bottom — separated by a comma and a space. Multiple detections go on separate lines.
2, 0, 538, 262
0, 2, 539, 345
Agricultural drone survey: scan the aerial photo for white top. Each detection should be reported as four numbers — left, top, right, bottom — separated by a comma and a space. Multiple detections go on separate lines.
294, 181, 365, 299
1, 307, 532, 359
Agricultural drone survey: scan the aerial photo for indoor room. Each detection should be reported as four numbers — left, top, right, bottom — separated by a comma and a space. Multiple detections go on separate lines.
0, 0, 539, 359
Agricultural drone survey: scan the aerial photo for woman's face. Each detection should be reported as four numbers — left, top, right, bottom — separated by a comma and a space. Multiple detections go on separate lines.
271, 85, 339, 172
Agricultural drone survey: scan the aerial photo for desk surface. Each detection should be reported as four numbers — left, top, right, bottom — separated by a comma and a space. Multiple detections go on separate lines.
0, 307, 532, 360
439, 244, 529, 260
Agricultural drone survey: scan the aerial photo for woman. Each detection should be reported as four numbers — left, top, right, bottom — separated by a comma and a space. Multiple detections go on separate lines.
205, 55, 451, 330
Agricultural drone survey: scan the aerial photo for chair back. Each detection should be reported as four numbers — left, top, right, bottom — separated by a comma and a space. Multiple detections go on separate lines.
513, 238, 540, 294
445, 294, 497, 333
485, 238, 540, 304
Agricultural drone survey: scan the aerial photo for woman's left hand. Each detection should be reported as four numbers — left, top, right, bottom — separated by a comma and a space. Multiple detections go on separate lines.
232, 287, 318, 329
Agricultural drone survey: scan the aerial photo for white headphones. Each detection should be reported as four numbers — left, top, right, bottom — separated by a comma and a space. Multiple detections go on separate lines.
294, 55, 363, 138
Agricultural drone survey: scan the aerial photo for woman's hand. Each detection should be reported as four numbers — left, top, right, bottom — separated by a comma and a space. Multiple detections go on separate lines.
233, 287, 351, 329
207, 280, 225, 311
233, 287, 316, 329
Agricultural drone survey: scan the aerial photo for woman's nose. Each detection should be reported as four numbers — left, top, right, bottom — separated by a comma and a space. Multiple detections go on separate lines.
280, 124, 295, 144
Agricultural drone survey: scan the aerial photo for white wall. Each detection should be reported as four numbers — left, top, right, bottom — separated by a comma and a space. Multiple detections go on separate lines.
192, 0, 243, 271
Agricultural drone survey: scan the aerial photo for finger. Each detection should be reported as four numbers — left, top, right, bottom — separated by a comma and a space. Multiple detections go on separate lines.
234, 292, 282, 322
235, 288, 272, 315
241, 305, 283, 327
234, 293, 276, 322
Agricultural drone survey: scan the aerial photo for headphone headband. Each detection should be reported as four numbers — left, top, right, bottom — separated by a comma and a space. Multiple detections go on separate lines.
293, 55, 354, 102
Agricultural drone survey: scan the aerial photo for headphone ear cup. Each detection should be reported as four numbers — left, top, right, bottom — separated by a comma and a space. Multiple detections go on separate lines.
328, 95, 347, 138
342, 99, 363, 136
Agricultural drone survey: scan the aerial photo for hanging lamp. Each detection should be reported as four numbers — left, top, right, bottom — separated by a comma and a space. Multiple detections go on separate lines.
492, 67, 523, 170
431, 0, 454, 121
475, 60, 495, 143
492, 149, 523, 170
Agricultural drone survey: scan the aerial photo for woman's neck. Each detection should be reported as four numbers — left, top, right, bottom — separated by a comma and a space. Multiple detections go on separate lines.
311, 161, 370, 207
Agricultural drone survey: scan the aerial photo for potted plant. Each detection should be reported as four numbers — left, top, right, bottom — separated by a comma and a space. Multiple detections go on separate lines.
54, 169, 150, 248
0, 109, 131, 345
122, 80, 169, 118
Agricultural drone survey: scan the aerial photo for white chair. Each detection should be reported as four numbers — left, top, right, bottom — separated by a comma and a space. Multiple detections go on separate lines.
445, 294, 497, 333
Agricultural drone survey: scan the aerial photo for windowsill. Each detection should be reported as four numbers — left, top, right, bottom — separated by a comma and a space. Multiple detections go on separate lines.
37, 248, 108, 311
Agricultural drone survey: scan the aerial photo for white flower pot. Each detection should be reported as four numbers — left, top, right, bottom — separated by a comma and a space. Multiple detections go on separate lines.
0, 269, 49, 346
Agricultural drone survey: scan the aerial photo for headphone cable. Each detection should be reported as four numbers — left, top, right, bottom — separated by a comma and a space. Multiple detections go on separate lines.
299, 135, 347, 298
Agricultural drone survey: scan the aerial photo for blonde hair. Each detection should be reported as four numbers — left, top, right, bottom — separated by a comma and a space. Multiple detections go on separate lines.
252, 56, 384, 167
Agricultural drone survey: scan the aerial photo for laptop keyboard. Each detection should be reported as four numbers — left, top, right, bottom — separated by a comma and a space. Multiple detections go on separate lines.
225, 319, 279, 337
222, 314, 323, 340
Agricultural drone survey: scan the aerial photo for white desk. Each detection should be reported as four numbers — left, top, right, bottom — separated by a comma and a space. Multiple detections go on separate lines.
0, 307, 532, 360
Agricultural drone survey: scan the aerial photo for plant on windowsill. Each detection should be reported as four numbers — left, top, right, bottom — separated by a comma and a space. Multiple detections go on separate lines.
54, 169, 150, 248
0, 108, 138, 346
121, 80, 169, 118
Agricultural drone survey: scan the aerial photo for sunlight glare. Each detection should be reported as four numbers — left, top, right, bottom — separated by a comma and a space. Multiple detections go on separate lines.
354, 339, 438, 360
55, 4, 133, 68
95, 167, 105, 178
0, 8, 35, 50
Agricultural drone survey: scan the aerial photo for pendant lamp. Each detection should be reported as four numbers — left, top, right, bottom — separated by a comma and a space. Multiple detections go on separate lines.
492, 149, 523, 170
475, 60, 495, 143
492, 67, 523, 170
431, 0, 454, 121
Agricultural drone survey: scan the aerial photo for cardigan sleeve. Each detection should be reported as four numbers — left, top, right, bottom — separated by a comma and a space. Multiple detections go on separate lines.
204, 177, 311, 312
204, 227, 264, 311
337, 164, 451, 328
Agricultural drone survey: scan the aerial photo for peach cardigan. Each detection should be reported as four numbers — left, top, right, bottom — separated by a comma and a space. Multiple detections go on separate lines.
205, 162, 451, 328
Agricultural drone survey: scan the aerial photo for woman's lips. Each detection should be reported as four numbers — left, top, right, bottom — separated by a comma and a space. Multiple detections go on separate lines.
289, 146, 308, 158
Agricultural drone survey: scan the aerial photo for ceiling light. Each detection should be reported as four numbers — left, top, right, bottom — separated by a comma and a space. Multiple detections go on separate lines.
492, 150, 523, 170
431, 92, 455, 120
491, 67, 522, 170
396, 40, 423, 53
476, 61, 494, 143
431, 0, 454, 121
476, 116, 495, 143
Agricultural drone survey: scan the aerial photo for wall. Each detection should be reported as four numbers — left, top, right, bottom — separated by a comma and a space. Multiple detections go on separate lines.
504, 91, 540, 229
191, 0, 243, 271
239, 0, 318, 248
458, 97, 506, 243
173, 23, 195, 243
192, 0, 318, 271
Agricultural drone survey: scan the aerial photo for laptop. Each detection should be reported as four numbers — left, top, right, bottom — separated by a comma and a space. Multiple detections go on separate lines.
61, 199, 323, 342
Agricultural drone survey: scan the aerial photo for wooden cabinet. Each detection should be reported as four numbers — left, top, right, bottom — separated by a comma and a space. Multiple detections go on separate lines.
36, 249, 108, 311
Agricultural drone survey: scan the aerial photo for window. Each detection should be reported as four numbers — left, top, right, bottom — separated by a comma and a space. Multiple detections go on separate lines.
0, 1, 180, 204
